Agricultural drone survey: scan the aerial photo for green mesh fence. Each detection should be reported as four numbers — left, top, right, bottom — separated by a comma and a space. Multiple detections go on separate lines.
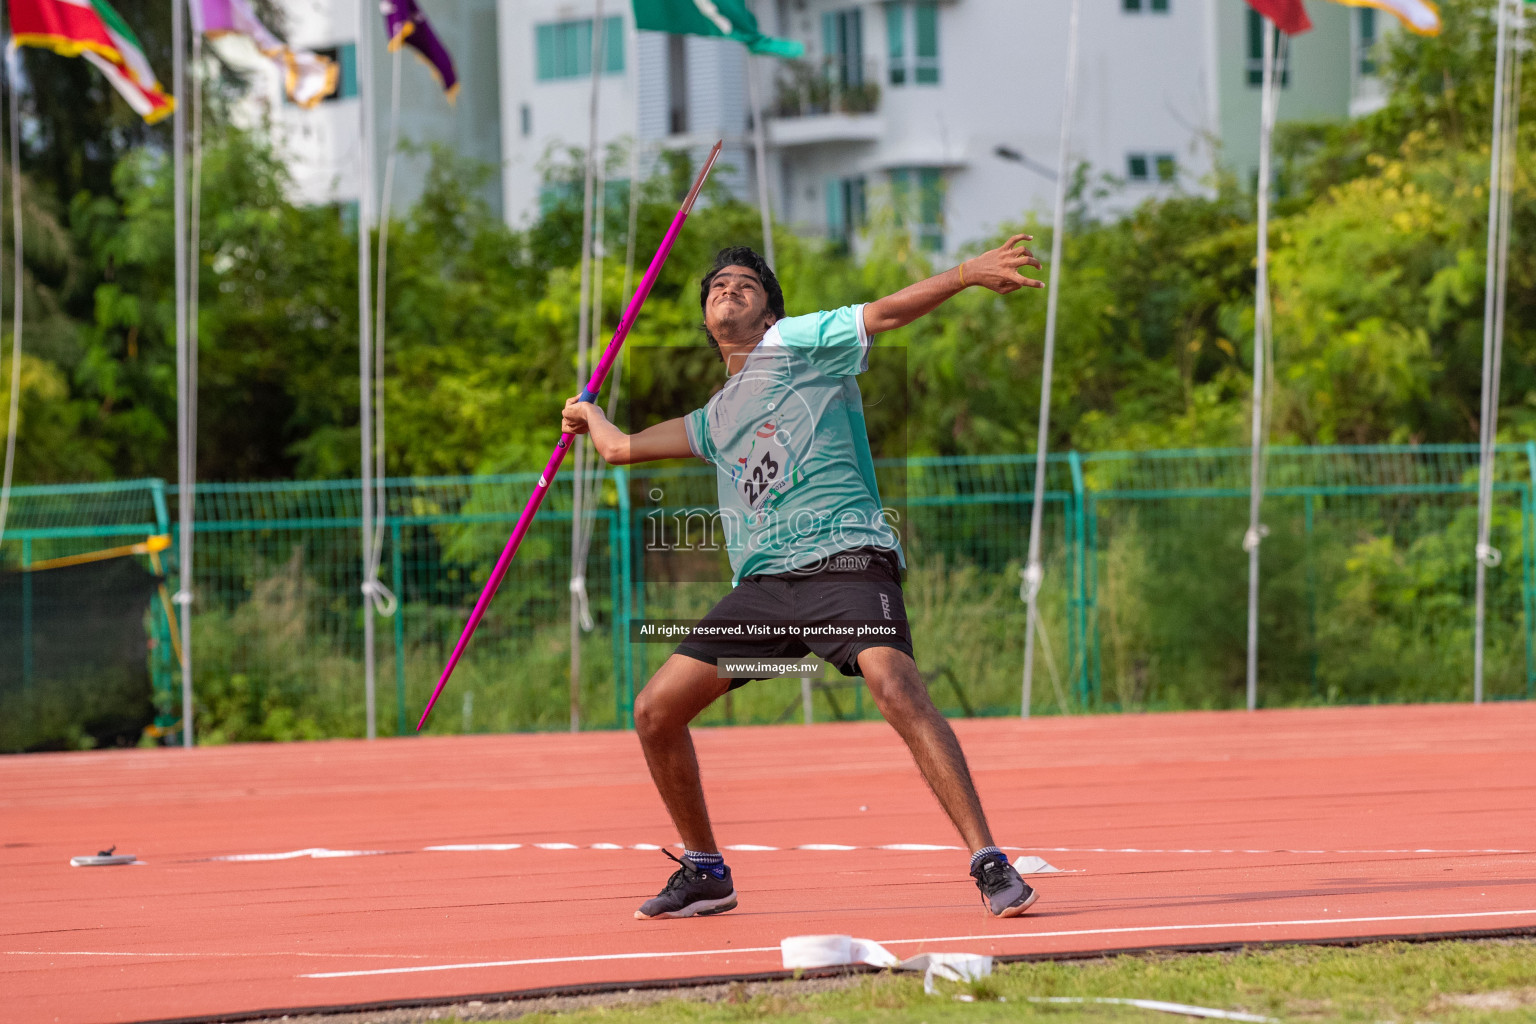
0, 479, 176, 750
2, 444, 1531, 747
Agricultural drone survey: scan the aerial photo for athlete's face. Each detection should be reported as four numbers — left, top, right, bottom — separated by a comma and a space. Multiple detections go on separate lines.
705, 265, 777, 344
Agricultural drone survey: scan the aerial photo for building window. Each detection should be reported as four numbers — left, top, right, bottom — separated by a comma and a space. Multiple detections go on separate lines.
535, 15, 624, 82
668, 34, 688, 134
1123, 0, 1170, 12
889, 167, 943, 252
1127, 153, 1177, 183
822, 8, 864, 88
306, 43, 357, 102
826, 175, 867, 248
886, 2, 939, 87
1246, 9, 1291, 87
520, 103, 531, 136
1357, 7, 1378, 76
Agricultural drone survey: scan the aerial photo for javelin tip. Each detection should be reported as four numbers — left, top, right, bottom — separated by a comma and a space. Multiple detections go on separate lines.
681, 140, 724, 217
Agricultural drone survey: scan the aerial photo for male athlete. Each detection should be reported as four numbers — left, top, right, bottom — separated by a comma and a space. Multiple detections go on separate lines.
561, 236, 1043, 920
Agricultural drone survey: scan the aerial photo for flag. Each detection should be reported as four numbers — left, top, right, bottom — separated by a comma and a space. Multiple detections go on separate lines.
632, 0, 805, 57
1243, 0, 1313, 35
10, 0, 174, 122
382, 0, 458, 99
194, 0, 339, 108
1323, 0, 1441, 35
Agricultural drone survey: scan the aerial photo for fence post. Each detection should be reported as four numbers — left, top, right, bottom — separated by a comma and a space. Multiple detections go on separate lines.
615, 466, 635, 728
1305, 493, 1319, 698
608, 507, 624, 729
1068, 452, 1090, 705
1526, 442, 1536, 699
392, 521, 407, 736
21, 537, 33, 690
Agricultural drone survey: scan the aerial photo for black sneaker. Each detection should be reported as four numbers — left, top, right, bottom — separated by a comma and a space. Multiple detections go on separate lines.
970, 856, 1039, 917
634, 850, 739, 920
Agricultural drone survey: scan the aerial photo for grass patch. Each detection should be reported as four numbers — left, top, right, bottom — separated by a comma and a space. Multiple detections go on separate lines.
422, 940, 1536, 1024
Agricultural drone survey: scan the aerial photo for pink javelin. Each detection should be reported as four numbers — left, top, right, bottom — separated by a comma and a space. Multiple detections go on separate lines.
417, 141, 724, 731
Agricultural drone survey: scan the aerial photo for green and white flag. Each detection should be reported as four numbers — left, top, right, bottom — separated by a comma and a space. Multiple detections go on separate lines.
631, 0, 804, 57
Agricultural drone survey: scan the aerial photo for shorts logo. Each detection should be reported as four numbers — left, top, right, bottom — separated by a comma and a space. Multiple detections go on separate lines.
880, 593, 892, 620
829, 553, 872, 572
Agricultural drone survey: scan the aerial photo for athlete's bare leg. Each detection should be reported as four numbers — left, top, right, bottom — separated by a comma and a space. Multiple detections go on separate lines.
858, 645, 996, 852
632, 654, 733, 854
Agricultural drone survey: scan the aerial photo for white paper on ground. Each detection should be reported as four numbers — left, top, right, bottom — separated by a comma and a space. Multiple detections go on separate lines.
1013, 855, 1063, 874
780, 935, 991, 994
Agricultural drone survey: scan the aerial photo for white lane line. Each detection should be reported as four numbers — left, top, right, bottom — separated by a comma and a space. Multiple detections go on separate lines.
298, 909, 1536, 980
190, 843, 1533, 863
301, 945, 781, 978
1017, 847, 1533, 855
209, 848, 392, 861
5, 951, 433, 959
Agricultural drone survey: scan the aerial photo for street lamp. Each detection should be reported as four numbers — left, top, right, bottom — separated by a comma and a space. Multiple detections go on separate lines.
994, 145, 1057, 182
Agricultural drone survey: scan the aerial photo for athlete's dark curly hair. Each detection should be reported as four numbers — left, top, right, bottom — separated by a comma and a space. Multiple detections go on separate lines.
699, 246, 786, 355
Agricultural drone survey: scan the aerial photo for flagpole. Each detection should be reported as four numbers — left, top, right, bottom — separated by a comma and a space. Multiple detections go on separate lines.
1245, 16, 1281, 713
171, 0, 195, 747
0, 15, 25, 552
1020, 0, 1080, 718
745, 51, 774, 268
570, 0, 606, 734
1473, 0, 1518, 704
357, 0, 377, 740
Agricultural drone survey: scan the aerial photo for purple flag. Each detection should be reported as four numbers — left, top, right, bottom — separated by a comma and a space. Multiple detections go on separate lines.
195, 0, 338, 107
382, 0, 458, 100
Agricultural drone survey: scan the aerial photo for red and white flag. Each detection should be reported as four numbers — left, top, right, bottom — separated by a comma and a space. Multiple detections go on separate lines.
10, 0, 174, 122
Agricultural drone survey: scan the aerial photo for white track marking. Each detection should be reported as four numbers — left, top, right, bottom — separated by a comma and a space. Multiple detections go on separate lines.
208, 848, 391, 861
302, 945, 783, 978
190, 842, 1533, 863
4, 950, 433, 959
299, 909, 1536, 980
1017, 846, 1533, 855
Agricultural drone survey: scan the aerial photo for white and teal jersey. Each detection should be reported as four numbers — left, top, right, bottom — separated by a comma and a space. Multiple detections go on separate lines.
684, 304, 904, 582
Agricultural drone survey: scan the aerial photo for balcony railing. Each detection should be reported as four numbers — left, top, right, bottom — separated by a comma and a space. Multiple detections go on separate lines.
772, 58, 881, 118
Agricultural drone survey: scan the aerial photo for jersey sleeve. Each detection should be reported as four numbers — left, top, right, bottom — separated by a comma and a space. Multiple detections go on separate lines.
769, 304, 873, 377
684, 406, 718, 464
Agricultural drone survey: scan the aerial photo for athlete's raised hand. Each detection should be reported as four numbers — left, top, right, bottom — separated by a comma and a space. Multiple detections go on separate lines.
959, 234, 1043, 294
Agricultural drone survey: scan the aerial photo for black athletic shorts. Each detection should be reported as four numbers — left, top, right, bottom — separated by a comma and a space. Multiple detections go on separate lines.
674, 545, 915, 685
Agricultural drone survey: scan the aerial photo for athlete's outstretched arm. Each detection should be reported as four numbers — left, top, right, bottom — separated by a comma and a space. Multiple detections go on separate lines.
562, 399, 695, 466
862, 234, 1044, 336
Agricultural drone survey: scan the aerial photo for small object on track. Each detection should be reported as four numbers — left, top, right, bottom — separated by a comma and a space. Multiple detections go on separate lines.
71, 845, 137, 867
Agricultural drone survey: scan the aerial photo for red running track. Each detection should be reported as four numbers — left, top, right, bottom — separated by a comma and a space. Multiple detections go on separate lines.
5, 703, 1536, 1024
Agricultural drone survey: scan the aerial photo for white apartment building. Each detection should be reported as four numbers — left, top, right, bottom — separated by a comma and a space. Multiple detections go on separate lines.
501, 0, 1391, 258
243, 0, 1393, 256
